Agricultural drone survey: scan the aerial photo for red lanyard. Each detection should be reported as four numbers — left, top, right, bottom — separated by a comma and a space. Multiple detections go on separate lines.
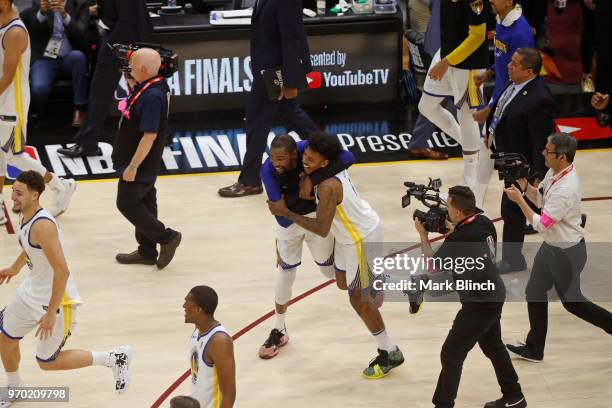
544, 164, 573, 197
456, 214, 478, 229
122, 76, 163, 118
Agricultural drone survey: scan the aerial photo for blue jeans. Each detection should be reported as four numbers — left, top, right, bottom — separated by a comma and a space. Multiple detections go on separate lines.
30, 50, 88, 114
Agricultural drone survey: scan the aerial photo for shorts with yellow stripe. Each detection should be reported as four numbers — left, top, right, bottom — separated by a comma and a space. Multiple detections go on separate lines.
423, 49, 486, 109
0, 115, 26, 154
334, 222, 383, 291
0, 294, 77, 362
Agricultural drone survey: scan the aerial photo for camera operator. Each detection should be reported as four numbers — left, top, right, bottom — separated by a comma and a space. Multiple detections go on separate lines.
111, 48, 181, 270
504, 132, 612, 363
416, 186, 526, 408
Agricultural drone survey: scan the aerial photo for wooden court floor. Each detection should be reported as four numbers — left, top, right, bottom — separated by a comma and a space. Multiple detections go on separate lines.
1, 149, 611, 407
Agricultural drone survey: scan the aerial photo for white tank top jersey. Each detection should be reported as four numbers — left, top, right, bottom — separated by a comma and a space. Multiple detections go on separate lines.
316, 170, 380, 245
189, 324, 230, 408
17, 208, 81, 308
0, 18, 30, 120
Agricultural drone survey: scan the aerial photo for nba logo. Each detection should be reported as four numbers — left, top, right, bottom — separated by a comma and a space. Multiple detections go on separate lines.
7, 146, 41, 179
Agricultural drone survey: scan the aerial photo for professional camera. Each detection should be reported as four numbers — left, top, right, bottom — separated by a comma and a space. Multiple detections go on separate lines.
491, 152, 531, 188
402, 178, 449, 234
108, 42, 179, 79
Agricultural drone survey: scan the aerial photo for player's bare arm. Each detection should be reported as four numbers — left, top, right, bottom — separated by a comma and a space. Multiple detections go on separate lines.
207, 334, 236, 408
0, 26, 28, 96
0, 251, 27, 284
31, 219, 69, 340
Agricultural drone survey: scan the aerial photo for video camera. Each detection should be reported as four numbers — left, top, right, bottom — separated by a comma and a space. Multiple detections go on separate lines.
108, 42, 179, 79
402, 178, 449, 234
491, 152, 531, 188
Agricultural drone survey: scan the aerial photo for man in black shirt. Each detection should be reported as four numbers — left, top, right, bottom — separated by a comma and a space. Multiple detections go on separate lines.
416, 186, 526, 408
419, 0, 491, 188
112, 48, 181, 270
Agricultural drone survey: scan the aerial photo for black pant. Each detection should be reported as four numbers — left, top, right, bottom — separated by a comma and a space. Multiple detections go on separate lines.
116, 180, 174, 259
433, 303, 523, 408
74, 34, 126, 150
501, 193, 526, 265
524, 241, 612, 358
595, 1, 612, 98
522, 0, 548, 42
238, 75, 317, 187
580, 0, 596, 74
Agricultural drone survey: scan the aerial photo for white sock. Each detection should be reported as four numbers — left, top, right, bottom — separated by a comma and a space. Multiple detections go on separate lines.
318, 265, 335, 279
6, 371, 22, 386
274, 312, 286, 332
373, 329, 395, 352
91, 351, 111, 367
462, 152, 479, 188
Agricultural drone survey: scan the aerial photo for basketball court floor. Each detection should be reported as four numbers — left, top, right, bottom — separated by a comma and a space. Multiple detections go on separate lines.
1, 149, 611, 407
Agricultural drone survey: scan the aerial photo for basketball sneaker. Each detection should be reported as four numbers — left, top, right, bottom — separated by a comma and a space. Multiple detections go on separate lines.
49, 178, 76, 217
506, 342, 542, 363
0, 381, 25, 407
0, 198, 7, 226
362, 347, 404, 379
484, 395, 527, 408
258, 328, 289, 359
109, 345, 132, 394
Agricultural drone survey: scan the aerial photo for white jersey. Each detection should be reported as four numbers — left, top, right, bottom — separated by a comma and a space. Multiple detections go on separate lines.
316, 170, 380, 245
189, 324, 230, 408
17, 208, 81, 308
0, 18, 30, 121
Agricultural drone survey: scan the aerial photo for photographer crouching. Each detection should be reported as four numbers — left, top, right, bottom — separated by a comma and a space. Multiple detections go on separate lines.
112, 47, 181, 269
415, 186, 526, 408
504, 132, 612, 362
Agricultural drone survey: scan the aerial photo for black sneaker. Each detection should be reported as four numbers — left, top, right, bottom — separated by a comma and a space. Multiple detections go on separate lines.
258, 328, 289, 359
506, 343, 543, 363
362, 348, 404, 379
484, 396, 527, 408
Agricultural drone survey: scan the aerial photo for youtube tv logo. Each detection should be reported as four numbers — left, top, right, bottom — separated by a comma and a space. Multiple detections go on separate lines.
306, 72, 322, 89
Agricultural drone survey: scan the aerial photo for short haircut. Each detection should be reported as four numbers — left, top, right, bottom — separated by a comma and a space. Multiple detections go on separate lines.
307, 131, 341, 161
515, 48, 542, 75
15, 170, 45, 196
448, 186, 476, 215
170, 396, 200, 408
270, 134, 297, 153
189, 286, 218, 316
548, 132, 577, 163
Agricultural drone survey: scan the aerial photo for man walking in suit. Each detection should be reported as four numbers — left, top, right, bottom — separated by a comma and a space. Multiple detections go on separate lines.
56, 0, 151, 157
22, 0, 90, 127
483, 48, 555, 274
218, 0, 318, 198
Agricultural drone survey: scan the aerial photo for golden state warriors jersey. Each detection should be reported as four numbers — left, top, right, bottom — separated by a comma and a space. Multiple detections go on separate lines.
189, 324, 230, 408
0, 18, 30, 143
316, 170, 380, 245
17, 208, 81, 308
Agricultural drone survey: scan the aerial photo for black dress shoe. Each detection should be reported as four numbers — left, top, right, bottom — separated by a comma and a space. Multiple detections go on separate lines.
57, 144, 103, 158
496, 259, 527, 275
506, 343, 543, 363
524, 224, 538, 235
157, 231, 182, 270
484, 395, 527, 408
116, 250, 156, 265
218, 182, 264, 198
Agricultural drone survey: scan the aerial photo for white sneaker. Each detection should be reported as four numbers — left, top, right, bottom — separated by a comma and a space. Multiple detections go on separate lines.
109, 345, 132, 395
49, 178, 76, 217
0, 198, 7, 226
1, 382, 25, 407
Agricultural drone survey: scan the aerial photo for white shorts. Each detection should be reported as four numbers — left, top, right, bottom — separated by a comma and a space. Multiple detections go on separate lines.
0, 295, 77, 362
423, 49, 485, 109
275, 218, 334, 270
334, 222, 383, 291
0, 115, 26, 154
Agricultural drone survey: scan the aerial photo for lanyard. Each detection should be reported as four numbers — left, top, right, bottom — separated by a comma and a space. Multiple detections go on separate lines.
544, 164, 573, 197
122, 76, 163, 119
456, 214, 478, 229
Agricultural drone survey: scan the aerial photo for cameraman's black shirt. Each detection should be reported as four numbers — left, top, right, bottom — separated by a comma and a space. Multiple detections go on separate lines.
433, 213, 505, 304
112, 78, 169, 182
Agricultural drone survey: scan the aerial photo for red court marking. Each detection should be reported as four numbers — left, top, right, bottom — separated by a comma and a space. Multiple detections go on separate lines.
152, 199, 609, 407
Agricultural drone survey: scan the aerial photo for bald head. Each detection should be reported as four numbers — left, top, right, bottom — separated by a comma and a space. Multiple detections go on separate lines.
130, 48, 162, 82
